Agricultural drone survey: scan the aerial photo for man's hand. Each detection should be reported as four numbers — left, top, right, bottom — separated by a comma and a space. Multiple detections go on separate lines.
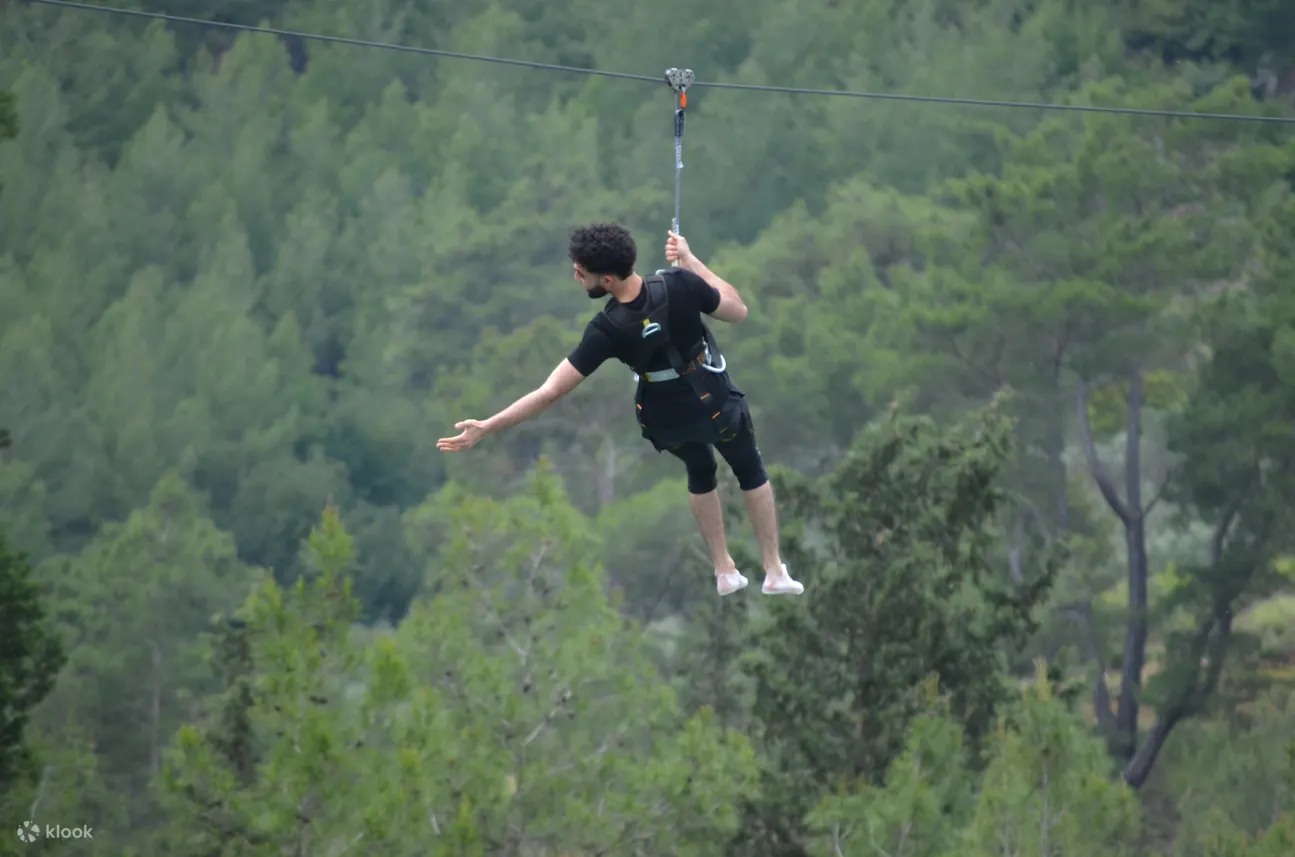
664, 230, 695, 266
437, 419, 489, 452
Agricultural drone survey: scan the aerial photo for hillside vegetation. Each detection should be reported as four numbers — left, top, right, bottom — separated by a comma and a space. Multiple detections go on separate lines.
1, 1, 1294, 854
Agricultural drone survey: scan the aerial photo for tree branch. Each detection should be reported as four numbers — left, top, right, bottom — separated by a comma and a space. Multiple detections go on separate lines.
526, 539, 553, 588
1121, 497, 1264, 788
1195, 610, 1233, 708
1121, 608, 1229, 788
1142, 472, 1171, 516
522, 684, 575, 746
1076, 377, 1132, 524
476, 592, 528, 661
336, 831, 366, 853
1210, 502, 1240, 566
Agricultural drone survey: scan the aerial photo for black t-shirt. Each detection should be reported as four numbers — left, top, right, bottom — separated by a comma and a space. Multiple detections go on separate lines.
567, 269, 723, 420
568, 268, 721, 380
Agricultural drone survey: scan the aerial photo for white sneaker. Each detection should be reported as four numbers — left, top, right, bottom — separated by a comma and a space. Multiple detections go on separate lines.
762, 563, 804, 596
716, 570, 749, 596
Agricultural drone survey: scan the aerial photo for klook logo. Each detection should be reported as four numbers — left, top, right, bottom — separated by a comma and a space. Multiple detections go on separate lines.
15, 821, 94, 843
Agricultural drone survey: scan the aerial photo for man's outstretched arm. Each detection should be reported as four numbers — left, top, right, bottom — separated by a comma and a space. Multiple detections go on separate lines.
485, 358, 585, 432
437, 359, 586, 452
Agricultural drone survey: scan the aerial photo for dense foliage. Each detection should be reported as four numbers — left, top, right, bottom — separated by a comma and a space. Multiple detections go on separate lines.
2, 0, 1294, 854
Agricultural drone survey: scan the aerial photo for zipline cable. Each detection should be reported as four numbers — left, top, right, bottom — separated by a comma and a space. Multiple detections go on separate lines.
695, 78, 1295, 124
24, 0, 1295, 126
22, 0, 662, 84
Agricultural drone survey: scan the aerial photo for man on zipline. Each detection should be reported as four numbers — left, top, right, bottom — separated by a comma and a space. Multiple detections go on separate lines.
437, 222, 804, 597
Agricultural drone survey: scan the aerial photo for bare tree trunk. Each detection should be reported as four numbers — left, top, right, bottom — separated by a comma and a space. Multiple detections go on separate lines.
1123, 609, 1233, 787
1076, 370, 1149, 759
1117, 369, 1148, 756
1123, 506, 1250, 788
1121, 712, 1180, 789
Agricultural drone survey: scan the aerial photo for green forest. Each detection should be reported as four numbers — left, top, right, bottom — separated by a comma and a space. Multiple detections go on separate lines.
2, 0, 1295, 853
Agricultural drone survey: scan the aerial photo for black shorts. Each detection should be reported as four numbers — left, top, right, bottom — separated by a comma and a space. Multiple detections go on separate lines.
661, 400, 769, 494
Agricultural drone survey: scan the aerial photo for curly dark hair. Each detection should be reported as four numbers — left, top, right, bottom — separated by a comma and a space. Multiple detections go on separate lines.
568, 223, 636, 278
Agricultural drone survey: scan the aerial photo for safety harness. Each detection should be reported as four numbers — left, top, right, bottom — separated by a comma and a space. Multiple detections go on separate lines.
593, 271, 746, 447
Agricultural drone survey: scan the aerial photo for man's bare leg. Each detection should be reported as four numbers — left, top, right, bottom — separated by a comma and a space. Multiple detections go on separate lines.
689, 488, 737, 572
742, 480, 804, 595
741, 481, 783, 571
688, 489, 747, 594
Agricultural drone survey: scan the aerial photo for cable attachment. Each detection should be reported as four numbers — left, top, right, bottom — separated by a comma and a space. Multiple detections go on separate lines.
663, 68, 693, 238
665, 68, 693, 136
665, 67, 694, 95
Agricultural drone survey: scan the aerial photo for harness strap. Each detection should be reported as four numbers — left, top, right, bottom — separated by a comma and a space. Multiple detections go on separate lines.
641, 340, 707, 382
661, 329, 729, 428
